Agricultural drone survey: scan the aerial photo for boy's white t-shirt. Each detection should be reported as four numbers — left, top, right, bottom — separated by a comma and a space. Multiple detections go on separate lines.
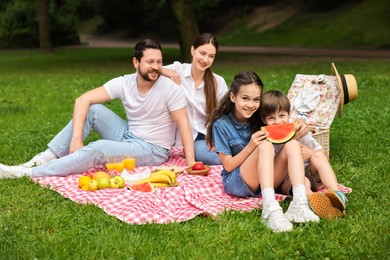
103, 74, 187, 150
274, 133, 323, 167
164, 62, 228, 146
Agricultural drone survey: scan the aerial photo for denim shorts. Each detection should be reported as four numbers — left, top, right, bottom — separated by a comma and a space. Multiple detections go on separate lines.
222, 168, 261, 198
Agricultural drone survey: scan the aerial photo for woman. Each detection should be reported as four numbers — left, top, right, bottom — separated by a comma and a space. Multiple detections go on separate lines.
162, 33, 228, 165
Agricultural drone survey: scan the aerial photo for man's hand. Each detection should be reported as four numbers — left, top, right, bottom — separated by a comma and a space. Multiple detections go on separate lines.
69, 139, 84, 154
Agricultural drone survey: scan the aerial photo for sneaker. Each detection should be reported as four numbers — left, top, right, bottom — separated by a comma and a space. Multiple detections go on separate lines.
325, 189, 348, 213
21, 153, 47, 168
308, 192, 343, 219
0, 164, 30, 179
285, 197, 320, 223
262, 201, 293, 232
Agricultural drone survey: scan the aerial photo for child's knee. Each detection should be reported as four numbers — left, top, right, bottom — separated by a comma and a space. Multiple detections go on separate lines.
312, 150, 328, 161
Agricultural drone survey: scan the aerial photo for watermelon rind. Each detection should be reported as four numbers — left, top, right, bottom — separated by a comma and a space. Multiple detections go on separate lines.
129, 182, 155, 192
261, 123, 297, 144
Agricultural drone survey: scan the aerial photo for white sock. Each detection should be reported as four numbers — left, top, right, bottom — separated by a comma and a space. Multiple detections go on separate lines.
39, 149, 57, 162
21, 167, 33, 177
292, 184, 307, 200
262, 187, 277, 206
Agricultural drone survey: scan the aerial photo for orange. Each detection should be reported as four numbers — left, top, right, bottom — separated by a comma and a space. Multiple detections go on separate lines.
92, 171, 110, 181
78, 176, 92, 188
80, 184, 89, 191
123, 158, 136, 171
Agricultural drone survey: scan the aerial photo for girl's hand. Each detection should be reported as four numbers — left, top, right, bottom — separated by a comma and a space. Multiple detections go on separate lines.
249, 130, 268, 150
161, 68, 181, 85
301, 144, 314, 160
294, 118, 309, 139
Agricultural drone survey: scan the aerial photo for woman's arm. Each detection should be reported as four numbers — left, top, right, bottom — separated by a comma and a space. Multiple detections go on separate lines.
70, 86, 111, 153
161, 67, 181, 85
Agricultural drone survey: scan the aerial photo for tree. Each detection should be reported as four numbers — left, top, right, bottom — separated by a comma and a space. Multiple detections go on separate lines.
168, 0, 199, 62
35, 0, 52, 52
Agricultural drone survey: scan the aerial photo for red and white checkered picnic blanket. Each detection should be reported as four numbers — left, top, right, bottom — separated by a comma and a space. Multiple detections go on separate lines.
32, 148, 352, 224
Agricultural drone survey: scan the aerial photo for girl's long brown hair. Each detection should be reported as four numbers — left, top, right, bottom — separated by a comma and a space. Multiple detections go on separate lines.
205, 71, 264, 147
192, 33, 219, 123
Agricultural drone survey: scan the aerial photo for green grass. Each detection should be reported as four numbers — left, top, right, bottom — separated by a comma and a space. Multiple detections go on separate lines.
0, 48, 389, 259
219, 0, 390, 49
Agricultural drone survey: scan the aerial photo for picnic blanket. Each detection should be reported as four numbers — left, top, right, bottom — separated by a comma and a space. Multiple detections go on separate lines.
32, 148, 352, 224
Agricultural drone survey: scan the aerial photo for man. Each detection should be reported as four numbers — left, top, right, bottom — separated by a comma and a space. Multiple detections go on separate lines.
0, 39, 195, 178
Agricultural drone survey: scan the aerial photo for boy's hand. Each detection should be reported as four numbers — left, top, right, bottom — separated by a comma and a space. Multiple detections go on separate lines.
294, 118, 309, 139
301, 144, 314, 160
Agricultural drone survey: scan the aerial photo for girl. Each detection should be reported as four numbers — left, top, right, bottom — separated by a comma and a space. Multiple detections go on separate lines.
206, 71, 319, 232
162, 33, 228, 165
260, 90, 348, 219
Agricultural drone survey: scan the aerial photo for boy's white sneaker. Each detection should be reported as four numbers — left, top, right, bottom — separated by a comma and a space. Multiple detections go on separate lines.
262, 201, 293, 232
0, 164, 31, 179
285, 197, 320, 223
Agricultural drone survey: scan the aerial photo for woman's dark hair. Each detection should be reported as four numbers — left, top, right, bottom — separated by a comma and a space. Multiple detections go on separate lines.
206, 71, 264, 147
192, 33, 219, 123
133, 39, 162, 62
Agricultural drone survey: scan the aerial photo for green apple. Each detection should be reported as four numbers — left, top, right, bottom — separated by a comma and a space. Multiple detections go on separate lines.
97, 177, 111, 189
110, 178, 120, 189
114, 176, 125, 188
88, 180, 98, 191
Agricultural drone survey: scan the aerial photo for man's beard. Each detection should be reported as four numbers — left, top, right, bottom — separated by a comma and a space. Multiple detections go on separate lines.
139, 68, 159, 82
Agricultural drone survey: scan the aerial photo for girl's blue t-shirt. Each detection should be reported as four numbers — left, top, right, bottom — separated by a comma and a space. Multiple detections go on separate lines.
212, 113, 251, 173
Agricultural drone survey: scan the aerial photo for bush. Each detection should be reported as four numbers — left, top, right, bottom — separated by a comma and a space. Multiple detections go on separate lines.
0, 0, 79, 49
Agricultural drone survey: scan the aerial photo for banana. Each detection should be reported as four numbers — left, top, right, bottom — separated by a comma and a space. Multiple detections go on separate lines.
136, 173, 172, 185
153, 170, 176, 183
151, 182, 170, 188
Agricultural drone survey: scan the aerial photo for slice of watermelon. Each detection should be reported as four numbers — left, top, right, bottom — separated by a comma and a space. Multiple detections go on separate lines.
129, 182, 155, 192
261, 122, 296, 144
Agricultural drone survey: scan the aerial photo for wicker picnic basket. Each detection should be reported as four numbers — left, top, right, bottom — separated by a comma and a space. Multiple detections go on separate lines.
311, 128, 330, 158
185, 165, 211, 176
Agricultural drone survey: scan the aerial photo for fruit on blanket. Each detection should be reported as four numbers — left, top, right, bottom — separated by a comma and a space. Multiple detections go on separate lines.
97, 177, 111, 189
154, 165, 183, 175
81, 184, 89, 191
110, 178, 120, 188
151, 182, 170, 188
109, 176, 125, 189
92, 171, 110, 181
78, 176, 91, 188
88, 180, 98, 191
129, 182, 154, 192
136, 172, 173, 186
261, 122, 297, 144
122, 158, 136, 171
192, 162, 205, 171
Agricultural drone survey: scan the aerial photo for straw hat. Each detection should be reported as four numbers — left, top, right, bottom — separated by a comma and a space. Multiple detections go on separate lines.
331, 63, 358, 117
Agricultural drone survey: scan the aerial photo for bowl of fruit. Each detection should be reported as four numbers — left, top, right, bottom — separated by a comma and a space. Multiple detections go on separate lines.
186, 162, 210, 176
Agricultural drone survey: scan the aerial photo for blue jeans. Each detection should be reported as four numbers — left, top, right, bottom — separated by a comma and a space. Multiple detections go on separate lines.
32, 104, 169, 177
194, 133, 221, 165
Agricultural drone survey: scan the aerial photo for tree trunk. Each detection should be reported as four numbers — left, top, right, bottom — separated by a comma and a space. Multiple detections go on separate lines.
36, 0, 52, 52
168, 0, 199, 62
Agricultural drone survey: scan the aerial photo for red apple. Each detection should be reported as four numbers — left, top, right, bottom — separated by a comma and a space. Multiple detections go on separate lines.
192, 162, 205, 171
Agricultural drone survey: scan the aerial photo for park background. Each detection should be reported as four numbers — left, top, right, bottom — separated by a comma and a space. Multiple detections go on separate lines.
0, 0, 389, 258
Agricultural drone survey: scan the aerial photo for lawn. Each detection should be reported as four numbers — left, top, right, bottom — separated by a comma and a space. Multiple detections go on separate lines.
0, 48, 389, 259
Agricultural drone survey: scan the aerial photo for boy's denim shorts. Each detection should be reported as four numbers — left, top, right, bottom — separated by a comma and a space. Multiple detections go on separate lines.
222, 167, 261, 198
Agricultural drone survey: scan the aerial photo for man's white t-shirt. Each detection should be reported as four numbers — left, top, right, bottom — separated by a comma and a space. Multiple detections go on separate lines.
165, 62, 228, 146
104, 73, 187, 150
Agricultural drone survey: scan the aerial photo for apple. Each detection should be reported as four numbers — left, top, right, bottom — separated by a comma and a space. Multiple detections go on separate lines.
113, 176, 125, 188
88, 180, 98, 191
110, 178, 120, 189
97, 177, 111, 189
192, 162, 205, 171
